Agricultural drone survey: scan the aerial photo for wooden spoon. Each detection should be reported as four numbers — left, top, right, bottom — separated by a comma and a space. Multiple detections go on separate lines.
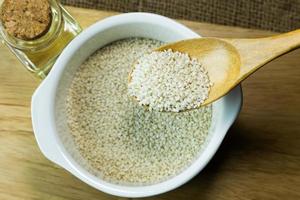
130, 29, 300, 109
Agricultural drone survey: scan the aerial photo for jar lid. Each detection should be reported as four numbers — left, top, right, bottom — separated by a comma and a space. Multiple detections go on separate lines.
0, 0, 62, 51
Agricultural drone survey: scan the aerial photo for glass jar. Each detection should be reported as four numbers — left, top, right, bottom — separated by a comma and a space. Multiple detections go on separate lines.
0, 0, 82, 79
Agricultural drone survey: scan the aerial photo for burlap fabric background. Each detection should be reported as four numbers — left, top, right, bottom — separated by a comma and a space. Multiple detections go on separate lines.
62, 0, 300, 32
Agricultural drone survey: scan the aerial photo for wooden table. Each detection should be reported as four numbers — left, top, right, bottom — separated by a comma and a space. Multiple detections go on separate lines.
0, 7, 299, 200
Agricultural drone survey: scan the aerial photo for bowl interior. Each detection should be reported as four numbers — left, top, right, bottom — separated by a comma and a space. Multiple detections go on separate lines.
50, 14, 239, 197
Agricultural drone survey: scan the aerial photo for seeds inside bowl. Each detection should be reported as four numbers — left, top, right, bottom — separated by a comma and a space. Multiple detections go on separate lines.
128, 49, 212, 112
66, 38, 212, 185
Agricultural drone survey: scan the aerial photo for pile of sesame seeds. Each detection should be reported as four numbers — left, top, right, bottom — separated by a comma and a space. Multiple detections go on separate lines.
128, 49, 212, 112
66, 38, 212, 185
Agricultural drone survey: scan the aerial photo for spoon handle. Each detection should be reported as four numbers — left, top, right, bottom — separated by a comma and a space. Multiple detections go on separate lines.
223, 29, 300, 80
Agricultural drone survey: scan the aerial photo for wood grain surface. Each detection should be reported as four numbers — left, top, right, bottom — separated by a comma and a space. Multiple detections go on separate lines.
0, 6, 299, 200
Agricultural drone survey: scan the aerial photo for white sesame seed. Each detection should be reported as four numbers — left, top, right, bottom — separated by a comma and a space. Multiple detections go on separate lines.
128, 49, 212, 112
66, 38, 212, 185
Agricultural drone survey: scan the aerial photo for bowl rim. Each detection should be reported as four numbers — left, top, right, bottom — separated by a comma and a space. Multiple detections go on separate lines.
31, 12, 242, 198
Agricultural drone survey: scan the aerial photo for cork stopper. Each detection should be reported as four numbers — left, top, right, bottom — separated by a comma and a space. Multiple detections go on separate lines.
0, 0, 51, 40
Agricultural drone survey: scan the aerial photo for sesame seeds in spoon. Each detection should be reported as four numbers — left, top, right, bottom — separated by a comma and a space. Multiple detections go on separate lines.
128, 49, 212, 112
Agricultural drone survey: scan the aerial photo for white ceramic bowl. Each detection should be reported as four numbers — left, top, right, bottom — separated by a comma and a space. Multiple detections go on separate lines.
31, 13, 242, 198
